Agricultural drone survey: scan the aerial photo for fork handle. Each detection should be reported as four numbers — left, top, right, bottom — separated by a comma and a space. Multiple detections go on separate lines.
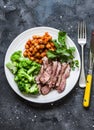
79, 45, 86, 88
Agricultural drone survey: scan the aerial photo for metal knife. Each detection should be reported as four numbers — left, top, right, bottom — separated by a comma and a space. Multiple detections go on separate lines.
83, 31, 94, 107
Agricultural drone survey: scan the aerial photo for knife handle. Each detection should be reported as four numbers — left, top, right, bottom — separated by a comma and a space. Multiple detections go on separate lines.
83, 74, 92, 107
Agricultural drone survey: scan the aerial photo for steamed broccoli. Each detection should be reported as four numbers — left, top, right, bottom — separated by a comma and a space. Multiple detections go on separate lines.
6, 62, 17, 74
27, 66, 39, 75
6, 50, 41, 95
17, 69, 35, 82
17, 81, 26, 92
25, 84, 39, 94
18, 58, 33, 69
11, 51, 22, 62
17, 82, 39, 94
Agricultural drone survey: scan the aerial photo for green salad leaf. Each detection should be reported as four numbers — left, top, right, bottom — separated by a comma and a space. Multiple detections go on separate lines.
58, 31, 67, 48
47, 31, 79, 69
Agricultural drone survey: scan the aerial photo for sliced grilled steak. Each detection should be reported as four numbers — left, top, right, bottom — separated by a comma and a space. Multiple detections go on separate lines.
39, 63, 52, 84
41, 85, 51, 95
36, 56, 71, 95
51, 62, 61, 87
56, 64, 71, 93
48, 61, 58, 88
56, 63, 67, 87
64, 64, 71, 78
57, 76, 66, 93
45, 63, 52, 75
40, 71, 51, 84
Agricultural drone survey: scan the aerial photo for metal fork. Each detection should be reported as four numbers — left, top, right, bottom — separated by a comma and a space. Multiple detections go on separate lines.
78, 21, 86, 88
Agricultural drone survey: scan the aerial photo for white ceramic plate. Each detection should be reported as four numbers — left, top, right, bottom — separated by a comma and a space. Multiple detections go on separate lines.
4, 27, 81, 103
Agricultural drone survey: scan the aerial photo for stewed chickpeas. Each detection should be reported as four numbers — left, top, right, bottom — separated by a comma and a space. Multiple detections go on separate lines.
23, 32, 55, 64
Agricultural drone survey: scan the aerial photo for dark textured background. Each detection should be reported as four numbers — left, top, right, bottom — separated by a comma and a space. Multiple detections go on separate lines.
0, 0, 94, 130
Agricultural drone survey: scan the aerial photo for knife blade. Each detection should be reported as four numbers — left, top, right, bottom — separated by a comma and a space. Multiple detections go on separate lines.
83, 31, 94, 107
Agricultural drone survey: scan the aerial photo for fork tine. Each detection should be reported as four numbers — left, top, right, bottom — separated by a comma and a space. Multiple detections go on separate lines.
80, 21, 83, 38
78, 21, 86, 39
82, 21, 84, 38
84, 22, 86, 38
78, 22, 83, 38
78, 22, 80, 38
82, 21, 85, 38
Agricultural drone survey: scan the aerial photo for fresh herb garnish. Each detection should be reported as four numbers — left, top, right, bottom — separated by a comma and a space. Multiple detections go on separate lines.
47, 31, 79, 70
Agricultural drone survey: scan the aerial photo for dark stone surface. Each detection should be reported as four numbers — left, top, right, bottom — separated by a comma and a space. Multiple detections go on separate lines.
0, 0, 94, 130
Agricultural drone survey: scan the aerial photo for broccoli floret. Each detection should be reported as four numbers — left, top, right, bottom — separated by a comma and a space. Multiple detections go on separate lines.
11, 50, 22, 62
20, 58, 32, 64
14, 75, 19, 81
18, 58, 33, 69
27, 62, 41, 75
6, 62, 17, 74
32, 61, 41, 67
17, 69, 35, 82
17, 82, 39, 94
25, 84, 39, 94
17, 81, 26, 92
27, 66, 37, 74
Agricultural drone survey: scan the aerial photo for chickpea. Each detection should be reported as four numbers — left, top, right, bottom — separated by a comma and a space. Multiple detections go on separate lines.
34, 48, 37, 53
34, 42, 38, 46
25, 44, 29, 49
30, 57, 35, 61
38, 39, 43, 43
36, 45, 40, 49
50, 42, 55, 47
35, 52, 40, 58
27, 51, 31, 56
46, 43, 51, 49
29, 47, 33, 52
41, 52, 46, 57
39, 45, 45, 49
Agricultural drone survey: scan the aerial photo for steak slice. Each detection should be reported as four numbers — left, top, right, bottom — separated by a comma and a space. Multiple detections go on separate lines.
41, 85, 51, 95
56, 76, 66, 93
56, 63, 67, 87
56, 64, 71, 93
45, 63, 52, 75
40, 71, 51, 84
51, 62, 61, 87
48, 61, 58, 88
64, 64, 71, 78
39, 63, 52, 84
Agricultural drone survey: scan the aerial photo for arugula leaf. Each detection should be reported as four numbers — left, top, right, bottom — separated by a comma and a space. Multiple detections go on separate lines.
58, 31, 66, 48
70, 60, 79, 70
47, 51, 57, 59
47, 31, 79, 70
52, 39, 60, 49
